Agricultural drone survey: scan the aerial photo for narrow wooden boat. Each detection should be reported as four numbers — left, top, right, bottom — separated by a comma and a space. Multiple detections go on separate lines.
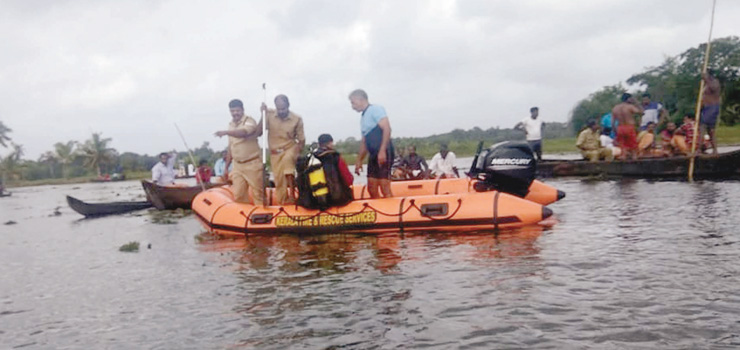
66, 195, 152, 217
141, 180, 217, 210
537, 149, 740, 178
193, 186, 553, 238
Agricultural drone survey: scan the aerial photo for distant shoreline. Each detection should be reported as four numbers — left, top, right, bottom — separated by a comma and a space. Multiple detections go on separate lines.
6, 126, 740, 189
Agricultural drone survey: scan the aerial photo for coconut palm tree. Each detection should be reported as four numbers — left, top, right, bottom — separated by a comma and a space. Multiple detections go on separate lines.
1, 143, 24, 182
39, 151, 58, 178
0, 120, 11, 148
53, 141, 78, 178
79, 133, 116, 177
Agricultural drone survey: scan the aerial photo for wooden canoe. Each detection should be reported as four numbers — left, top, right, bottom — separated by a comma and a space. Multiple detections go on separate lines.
537, 149, 740, 178
66, 195, 152, 217
141, 180, 217, 210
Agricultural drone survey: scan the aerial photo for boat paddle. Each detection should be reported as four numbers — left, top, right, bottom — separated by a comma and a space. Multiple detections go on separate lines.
174, 123, 207, 192
688, 0, 717, 182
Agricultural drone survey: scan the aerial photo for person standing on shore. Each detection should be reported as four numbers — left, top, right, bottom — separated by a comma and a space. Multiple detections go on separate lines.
700, 70, 721, 154
612, 93, 643, 160
349, 89, 394, 198
214, 99, 263, 205
260, 94, 305, 204
515, 106, 544, 161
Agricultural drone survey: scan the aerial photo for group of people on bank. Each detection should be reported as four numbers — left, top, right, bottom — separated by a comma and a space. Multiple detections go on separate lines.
577, 71, 721, 162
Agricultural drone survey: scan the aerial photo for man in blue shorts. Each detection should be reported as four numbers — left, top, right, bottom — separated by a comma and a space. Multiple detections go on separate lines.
700, 70, 721, 154
349, 89, 394, 198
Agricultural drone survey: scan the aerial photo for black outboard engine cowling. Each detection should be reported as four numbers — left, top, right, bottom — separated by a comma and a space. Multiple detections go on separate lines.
472, 141, 536, 198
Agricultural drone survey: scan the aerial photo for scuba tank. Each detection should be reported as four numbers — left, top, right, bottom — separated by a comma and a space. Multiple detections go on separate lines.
306, 152, 329, 207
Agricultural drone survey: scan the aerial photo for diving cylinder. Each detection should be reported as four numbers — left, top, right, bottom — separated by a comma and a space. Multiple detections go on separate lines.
307, 154, 329, 206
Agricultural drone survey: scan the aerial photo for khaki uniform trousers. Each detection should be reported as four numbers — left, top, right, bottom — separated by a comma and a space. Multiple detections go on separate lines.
231, 158, 264, 205
581, 148, 614, 162
271, 147, 298, 204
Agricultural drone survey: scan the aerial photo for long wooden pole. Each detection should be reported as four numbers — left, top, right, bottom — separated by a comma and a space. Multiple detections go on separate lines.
174, 123, 207, 191
688, 0, 717, 182
261, 83, 268, 207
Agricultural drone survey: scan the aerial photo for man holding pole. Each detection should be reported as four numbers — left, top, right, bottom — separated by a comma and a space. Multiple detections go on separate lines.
214, 99, 264, 205
700, 70, 721, 154
260, 94, 305, 205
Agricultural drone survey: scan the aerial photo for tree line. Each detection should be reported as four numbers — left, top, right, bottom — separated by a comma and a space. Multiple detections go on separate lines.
0, 120, 570, 184
0, 125, 225, 183
570, 36, 740, 132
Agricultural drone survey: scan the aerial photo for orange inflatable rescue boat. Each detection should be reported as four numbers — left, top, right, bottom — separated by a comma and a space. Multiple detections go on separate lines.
193, 186, 552, 237
193, 141, 561, 237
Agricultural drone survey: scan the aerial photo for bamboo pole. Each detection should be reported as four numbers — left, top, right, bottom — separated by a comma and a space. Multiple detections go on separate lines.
688, 0, 717, 182
174, 123, 207, 192
261, 83, 268, 207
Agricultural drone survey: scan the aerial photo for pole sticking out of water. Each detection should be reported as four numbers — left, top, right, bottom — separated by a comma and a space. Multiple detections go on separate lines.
688, 0, 717, 182
174, 123, 207, 192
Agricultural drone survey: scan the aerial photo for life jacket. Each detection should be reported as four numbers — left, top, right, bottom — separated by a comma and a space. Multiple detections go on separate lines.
295, 148, 353, 209
314, 149, 353, 207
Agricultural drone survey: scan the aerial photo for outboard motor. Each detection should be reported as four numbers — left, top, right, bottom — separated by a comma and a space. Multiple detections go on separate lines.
470, 141, 536, 198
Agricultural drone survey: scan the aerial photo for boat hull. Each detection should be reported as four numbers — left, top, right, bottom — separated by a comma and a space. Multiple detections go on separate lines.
193, 186, 552, 238
537, 150, 740, 178
141, 180, 216, 210
375, 178, 563, 205
66, 195, 152, 217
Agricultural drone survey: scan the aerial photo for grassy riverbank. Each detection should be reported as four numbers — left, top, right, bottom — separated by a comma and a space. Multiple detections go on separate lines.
6, 171, 151, 188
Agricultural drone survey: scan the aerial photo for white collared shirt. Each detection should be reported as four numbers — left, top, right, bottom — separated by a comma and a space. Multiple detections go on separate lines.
151, 154, 176, 184
429, 151, 457, 177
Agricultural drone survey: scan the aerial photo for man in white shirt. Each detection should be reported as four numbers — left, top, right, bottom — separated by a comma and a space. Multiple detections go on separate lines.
429, 144, 459, 179
639, 93, 666, 131
515, 106, 544, 160
151, 151, 177, 185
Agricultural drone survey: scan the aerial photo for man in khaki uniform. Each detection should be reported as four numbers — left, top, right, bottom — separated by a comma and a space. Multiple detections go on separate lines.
215, 99, 264, 205
260, 94, 305, 204
577, 119, 614, 162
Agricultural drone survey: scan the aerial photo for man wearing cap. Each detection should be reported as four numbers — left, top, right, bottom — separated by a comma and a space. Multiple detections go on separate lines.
260, 94, 305, 204
348, 89, 394, 198
577, 120, 614, 162
215, 99, 264, 205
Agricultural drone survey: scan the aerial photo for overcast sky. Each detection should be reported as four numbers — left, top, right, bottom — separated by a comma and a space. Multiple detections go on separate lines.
1, 0, 737, 159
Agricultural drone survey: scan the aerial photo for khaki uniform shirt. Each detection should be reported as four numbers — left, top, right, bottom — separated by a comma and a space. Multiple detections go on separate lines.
576, 128, 601, 151
266, 110, 305, 152
228, 115, 261, 162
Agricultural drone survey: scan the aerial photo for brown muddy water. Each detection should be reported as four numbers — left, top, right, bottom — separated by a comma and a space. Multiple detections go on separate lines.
1, 177, 740, 349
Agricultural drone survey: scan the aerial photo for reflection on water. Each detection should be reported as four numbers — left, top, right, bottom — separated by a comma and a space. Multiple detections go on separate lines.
197, 228, 547, 348
1, 179, 740, 349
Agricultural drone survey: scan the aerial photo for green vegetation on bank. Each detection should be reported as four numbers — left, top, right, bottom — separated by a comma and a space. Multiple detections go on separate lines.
570, 36, 740, 132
